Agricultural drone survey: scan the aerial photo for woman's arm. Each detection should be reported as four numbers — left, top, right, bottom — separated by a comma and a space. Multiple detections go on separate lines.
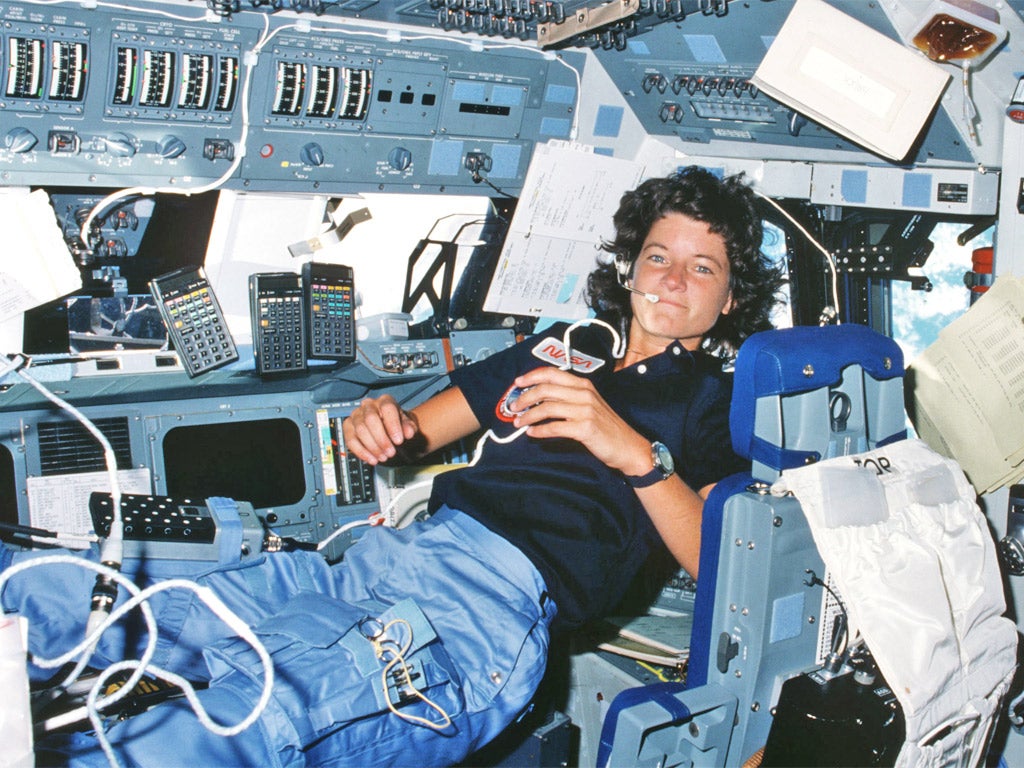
342, 386, 481, 466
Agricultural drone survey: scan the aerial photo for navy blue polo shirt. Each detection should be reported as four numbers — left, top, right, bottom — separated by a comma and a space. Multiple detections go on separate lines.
428, 321, 748, 632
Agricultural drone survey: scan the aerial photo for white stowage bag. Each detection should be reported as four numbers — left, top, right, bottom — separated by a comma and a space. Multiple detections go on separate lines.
773, 438, 1018, 768
0, 615, 33, 768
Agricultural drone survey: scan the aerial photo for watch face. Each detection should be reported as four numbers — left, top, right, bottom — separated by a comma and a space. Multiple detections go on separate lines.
653, 441, 674, 475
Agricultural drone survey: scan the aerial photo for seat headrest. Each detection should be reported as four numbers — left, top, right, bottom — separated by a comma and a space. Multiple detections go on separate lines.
730, 324, 906, 478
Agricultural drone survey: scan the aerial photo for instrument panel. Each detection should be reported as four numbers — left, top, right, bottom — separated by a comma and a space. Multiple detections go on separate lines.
0, 1, 583, 195
0, 328, 515, 560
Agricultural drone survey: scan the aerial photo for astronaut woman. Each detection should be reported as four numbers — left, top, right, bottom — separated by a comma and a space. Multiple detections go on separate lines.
2, 165, 783, 767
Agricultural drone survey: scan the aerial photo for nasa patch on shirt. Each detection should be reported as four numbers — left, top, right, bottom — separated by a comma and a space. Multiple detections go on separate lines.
496, 383, 532, 422
530, 337, 606, 374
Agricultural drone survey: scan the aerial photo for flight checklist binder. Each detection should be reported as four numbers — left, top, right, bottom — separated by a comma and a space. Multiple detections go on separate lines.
749, 0, 950, 162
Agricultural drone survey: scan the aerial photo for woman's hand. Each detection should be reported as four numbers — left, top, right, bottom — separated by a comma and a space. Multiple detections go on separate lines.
507, 367, 652, 477
342, 395, 418, 465
341, 387, 481, 466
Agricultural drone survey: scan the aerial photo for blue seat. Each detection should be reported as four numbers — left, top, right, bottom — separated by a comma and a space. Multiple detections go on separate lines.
596, 324, 906, 768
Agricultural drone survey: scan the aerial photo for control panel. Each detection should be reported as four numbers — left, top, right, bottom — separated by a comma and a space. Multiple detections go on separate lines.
0, 327, 516, 561
589, 0, 972, 166
357, 328, 517, 379
0, 1, 582, 195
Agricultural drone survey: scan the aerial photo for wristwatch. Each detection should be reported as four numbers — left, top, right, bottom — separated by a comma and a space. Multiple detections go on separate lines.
625, 441, 675, 488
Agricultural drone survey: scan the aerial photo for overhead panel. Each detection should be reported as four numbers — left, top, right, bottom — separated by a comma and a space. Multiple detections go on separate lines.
588, 0, 974, 166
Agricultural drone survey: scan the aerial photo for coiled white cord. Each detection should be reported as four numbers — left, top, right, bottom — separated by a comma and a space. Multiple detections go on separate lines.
0, 556, 273, 768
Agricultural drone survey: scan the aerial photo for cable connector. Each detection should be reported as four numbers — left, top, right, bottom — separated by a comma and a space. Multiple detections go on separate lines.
85, 560, 122, 639
89, 570, 120, 614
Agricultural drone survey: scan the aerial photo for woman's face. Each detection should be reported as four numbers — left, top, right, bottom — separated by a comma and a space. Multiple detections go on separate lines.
626, 212, 733, 355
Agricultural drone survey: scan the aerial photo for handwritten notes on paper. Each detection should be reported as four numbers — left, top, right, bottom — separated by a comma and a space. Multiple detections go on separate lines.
483, 142, 645, 319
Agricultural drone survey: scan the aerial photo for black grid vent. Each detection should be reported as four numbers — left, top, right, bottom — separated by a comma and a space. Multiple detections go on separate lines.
37, 417, 133, 476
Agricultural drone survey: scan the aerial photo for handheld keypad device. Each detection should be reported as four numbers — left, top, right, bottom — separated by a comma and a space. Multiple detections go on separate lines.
249, 271, 309, 375
149, 266, 238, 377
302, 261, 356, 363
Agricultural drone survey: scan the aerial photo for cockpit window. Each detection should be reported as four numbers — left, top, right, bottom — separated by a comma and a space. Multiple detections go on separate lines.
763, 219, 793, 330
891, 221, 992, 362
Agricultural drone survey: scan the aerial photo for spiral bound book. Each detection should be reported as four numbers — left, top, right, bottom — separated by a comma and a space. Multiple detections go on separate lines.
598, 610, 692, 667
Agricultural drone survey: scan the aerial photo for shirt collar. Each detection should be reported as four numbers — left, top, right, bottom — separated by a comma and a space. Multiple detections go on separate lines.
568, 318, 699, 375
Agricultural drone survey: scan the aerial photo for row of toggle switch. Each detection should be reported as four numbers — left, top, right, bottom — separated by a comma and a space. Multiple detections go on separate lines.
642, 72, 760, 99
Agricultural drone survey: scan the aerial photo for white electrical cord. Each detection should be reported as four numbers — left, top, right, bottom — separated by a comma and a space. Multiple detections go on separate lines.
467, 317, 624, 466
961, 61, 979, 144
7, 357, 125, 639
70, 8, 584, 250
754, 190, 842, 323
77, 11, 274, 249
367, 318, 626, 526
6, 556, 157, 730
2, 357, 273, 766
0, 556, 274, 768
315, 517, 375, 552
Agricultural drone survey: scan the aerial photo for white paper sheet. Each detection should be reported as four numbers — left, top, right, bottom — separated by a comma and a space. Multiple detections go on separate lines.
483, 142, 645, 319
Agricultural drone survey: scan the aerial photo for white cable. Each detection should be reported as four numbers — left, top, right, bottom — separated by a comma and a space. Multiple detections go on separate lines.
467, 318, 624, 467
29, 0, 207, 19
12, 360, 125, 643
13, 362, 123, 551
1009, 688, 1024, 728
315, 517, 373, 551
77, 13, 274, 249
67, 7, 581, 249
0, 556, 273, 767
23, 534, 97, 550
562, 317, 625, 361
90, 0, 207, 20
83, 579, 275, 735
961, 62, 979, 144
381, 480, 434, 529
0, 556, 157, 723
0, 353, 23, 379
754, 190, 842, 324
550, 53, 583, 141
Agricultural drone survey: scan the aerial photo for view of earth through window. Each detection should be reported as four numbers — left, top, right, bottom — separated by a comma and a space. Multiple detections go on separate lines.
891, 221, 994, 364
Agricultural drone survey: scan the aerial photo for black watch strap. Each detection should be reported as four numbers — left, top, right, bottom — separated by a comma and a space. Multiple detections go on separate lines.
624, 441, 674, 488
625, 466, 666, 488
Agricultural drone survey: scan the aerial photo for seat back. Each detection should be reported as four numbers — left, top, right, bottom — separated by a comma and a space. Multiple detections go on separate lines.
729, 323, 906, 484
597, 324, 906, 768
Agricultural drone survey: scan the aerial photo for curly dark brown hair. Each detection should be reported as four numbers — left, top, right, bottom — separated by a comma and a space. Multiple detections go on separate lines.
586, 165, 786, 358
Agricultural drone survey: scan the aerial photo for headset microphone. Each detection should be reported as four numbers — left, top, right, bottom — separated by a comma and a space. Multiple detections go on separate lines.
614, 256, 659, 303
624, 280, 660, 304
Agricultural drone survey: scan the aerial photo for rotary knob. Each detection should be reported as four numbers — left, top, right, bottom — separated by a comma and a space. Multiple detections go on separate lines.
388, 146, 412, 171
104, 132, 137, 157
301, 142, 325, 167
4, 127, 38, 153
156, 135, 187, 159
